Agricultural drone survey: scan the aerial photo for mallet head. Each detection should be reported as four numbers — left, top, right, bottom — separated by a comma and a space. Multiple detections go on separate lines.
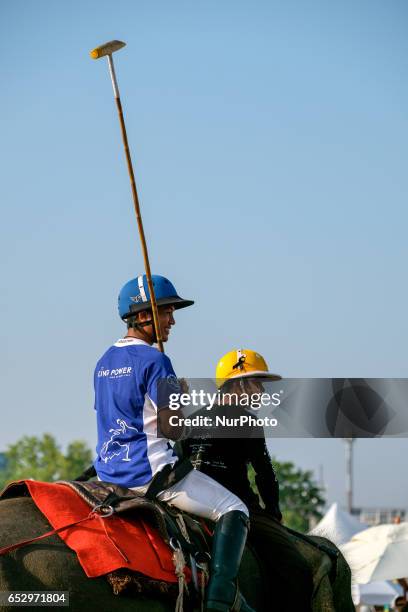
90, 40, 126, 59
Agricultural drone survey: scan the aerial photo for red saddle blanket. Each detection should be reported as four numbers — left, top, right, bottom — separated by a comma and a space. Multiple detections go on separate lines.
20, 480, 185, 581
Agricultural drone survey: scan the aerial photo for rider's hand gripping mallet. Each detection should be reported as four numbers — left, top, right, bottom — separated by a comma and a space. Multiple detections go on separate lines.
90, 40, 164, 353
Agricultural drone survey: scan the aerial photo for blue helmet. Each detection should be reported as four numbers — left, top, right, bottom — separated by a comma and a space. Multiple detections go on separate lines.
118, 274, 194, 321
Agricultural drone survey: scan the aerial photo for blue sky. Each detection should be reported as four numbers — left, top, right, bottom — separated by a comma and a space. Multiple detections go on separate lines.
1, 0, 407, 509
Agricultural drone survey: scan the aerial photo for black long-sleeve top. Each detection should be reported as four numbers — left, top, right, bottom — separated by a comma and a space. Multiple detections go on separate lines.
181, 421, 282, 519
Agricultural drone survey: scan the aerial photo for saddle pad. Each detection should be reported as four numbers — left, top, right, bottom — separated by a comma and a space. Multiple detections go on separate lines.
23, 480, 183, 581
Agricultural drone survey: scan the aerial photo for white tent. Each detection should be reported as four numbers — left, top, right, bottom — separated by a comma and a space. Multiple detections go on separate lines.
341, 522, 408, 584
309, 502, 368, 545
352, 580, 403, 607
309, 502, 404, 606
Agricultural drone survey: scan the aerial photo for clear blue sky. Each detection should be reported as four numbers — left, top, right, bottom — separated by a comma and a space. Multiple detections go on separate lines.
1, 0, 407, 509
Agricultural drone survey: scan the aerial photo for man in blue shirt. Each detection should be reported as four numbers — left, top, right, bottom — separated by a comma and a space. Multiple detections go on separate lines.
94, 274, 254, 612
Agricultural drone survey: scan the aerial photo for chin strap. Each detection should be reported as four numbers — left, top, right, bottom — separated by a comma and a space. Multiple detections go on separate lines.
128, 317, 157, 343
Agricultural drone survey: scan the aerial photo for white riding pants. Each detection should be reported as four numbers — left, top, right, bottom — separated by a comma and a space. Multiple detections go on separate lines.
131, 468, 248, 522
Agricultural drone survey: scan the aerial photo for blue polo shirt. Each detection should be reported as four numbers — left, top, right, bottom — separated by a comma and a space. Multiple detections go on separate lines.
93, 338, 178, 487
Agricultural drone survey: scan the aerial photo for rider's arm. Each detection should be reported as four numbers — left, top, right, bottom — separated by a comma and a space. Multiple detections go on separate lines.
250, 438, 282, 521
145, 352, 188, 441
157, 407, 187, 441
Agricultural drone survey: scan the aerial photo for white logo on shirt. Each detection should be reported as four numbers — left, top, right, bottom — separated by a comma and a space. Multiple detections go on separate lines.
98, 366, 133, 378
100, 419, 139, 463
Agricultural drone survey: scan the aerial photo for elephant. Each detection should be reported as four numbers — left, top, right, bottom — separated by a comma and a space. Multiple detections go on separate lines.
0, 496, 354, 611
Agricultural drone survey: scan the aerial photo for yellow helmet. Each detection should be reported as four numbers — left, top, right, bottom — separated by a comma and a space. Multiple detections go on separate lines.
215, 349, 281, 387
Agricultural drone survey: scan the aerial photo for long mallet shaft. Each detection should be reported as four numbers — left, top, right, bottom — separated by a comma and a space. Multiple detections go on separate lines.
90, 40, 164, 352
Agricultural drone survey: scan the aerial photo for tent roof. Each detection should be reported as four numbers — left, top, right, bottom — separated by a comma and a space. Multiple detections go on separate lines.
309, 502, 368, 545
354, 580, 403, 606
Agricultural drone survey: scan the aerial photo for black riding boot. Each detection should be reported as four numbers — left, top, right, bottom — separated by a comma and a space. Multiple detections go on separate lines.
205, 511, 255, 612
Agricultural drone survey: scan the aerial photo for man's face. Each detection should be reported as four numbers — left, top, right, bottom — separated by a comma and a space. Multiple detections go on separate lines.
157, 305, 176, 342
137, 305, 175, 342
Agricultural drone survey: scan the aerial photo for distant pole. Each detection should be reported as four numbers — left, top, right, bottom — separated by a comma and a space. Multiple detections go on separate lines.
344, 438, 355, 513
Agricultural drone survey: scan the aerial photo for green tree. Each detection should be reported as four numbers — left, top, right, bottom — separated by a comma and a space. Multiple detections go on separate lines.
0, 453, 8, 491
60, 440, 93, 480
248, 458, 325, 532
0, 434, 93, 489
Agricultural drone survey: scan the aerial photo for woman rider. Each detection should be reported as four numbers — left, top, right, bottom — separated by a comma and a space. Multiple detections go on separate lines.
181, 349, 314, 611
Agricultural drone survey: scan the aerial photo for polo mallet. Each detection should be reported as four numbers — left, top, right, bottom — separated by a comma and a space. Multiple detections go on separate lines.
90, 40, 164, 352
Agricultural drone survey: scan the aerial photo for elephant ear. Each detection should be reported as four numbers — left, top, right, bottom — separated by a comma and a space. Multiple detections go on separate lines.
237, 543, 266, 610
293, 534, 355, 612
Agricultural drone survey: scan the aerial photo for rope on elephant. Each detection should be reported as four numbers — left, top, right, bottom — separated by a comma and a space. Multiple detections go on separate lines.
199, 565, 209, 612
172, 545, 187, 612
175, 514, 190, 545
174, 515, 209, 611
174, 515, 192, 612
